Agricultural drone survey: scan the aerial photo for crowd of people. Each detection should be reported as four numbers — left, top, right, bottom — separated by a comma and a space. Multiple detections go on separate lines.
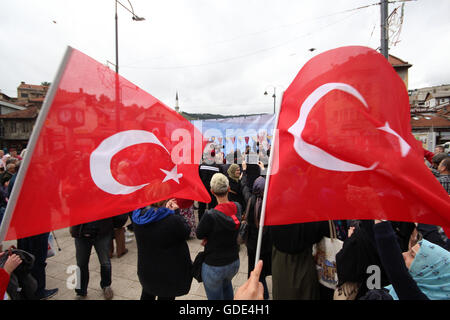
0, 144, 449, 300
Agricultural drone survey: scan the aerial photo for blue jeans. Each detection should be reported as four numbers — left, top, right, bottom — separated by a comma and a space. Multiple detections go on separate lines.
74, 233, 112, 295
202, 259, 240, 300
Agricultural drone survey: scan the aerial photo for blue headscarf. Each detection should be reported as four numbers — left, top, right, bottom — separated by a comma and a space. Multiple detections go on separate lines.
131, 206, 174, 225
385, 239, 450, 300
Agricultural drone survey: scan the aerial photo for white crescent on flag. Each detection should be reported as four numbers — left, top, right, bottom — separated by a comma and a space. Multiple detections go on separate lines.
90, 130, 181, 195
288, 82, 379, 172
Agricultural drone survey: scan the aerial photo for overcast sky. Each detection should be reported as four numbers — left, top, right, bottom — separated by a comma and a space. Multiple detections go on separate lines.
1, 0, 449, 115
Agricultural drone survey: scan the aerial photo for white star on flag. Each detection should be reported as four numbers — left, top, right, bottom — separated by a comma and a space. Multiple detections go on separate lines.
160, 166, 183, 184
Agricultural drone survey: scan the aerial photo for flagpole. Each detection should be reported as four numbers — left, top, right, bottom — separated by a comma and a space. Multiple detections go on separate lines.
254, 91, 284, 267
0, 47, 73, 243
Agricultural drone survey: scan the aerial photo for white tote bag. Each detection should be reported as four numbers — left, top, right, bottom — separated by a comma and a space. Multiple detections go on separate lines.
312, 221, 343, 289
47, 232, 56, 258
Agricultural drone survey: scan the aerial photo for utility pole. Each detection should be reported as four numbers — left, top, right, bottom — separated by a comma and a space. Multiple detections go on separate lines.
380, 0, 389, 59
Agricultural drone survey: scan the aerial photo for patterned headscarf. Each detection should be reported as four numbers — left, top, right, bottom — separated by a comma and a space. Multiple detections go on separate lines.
386, 239, 450, 300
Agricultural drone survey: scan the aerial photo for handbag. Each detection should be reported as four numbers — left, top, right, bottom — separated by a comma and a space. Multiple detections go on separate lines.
0, 247, 35, 274
192, 251, 206, 282
0, 247, 39, 300
312, 220, 343, 289
237, 199, 252, 245
112, 213, 129, 229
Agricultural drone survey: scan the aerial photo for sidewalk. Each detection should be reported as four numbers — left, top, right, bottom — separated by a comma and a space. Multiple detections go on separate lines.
3, 215, 272, 300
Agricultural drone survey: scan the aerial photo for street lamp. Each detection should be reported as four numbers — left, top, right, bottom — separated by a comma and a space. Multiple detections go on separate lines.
264, 87, 276, 114
114, 0, 145, 130
115, 0, 145, 75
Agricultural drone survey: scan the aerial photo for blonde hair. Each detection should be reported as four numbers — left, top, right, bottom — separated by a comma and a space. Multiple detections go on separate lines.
210, 173, 229, 196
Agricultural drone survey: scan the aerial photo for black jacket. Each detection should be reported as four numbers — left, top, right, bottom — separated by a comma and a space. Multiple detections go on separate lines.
196, 202, 242, 266
70, 217, 113, 239
243, 164, 262, 192
373, 221, 428, 300
417, 223, 450, 251
199, 163, 220, 206
133, 212, 192, 297
240, 181, 272, 254
270, 221, 328, 254
227, 177, 245, 209
336, 220, 390, 298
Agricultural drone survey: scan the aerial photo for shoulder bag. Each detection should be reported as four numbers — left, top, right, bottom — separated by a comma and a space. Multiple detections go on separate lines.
312, 220, 344, 289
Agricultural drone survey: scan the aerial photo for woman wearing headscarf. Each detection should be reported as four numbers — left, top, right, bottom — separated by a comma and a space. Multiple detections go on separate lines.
226, 164, 245, 209
335, 220, 390, 299
361, 220, 450, 300
240, 175, 272, 300
132, 199, 193, 300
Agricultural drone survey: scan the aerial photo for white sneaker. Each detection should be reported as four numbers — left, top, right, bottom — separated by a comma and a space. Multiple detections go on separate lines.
125, 231, 134, 237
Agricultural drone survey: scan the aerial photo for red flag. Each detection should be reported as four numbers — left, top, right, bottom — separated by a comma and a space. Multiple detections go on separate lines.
265, 46, 450, 227
3, 47, 210, 240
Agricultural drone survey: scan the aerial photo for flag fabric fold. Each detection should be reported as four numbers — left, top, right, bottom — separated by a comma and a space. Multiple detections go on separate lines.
3, 47, 210, 241
265, 46, 450, 228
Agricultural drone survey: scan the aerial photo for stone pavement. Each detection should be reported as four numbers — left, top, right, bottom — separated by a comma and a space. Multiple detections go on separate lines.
3, 215, 272, 300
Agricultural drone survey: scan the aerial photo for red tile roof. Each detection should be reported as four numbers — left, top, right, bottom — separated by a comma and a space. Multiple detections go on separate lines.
389, 54, 412, 68
411, 114, 450, 128
0, 106, 39, 119
17, 83, 48, 91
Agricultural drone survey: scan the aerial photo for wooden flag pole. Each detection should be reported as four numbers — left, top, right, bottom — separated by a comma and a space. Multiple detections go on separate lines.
254, 91, 284, 267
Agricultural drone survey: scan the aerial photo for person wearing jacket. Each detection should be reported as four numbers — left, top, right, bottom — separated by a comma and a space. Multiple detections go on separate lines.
198, 155, 221, 222
270, 221, 329, 300
240, 163, 272, 300
196, 173, 242, 300
360, 220, 450, 300
226, 164, 245, 209
132, 199, 193, 300
437, 156, 450, 194
335, 220, 390, 299
70, 217, 114, 299
0, 252, 22, 300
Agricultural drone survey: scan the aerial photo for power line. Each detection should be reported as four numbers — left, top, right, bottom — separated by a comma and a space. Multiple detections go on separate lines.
126, 2, 379, 66
122, 10, 360, 70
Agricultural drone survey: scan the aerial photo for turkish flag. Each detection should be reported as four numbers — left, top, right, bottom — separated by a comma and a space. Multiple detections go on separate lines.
265, 46, 450, 228
3, 47, 210, 240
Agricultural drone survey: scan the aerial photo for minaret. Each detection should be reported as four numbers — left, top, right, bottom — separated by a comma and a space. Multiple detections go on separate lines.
175, 91, 180, 113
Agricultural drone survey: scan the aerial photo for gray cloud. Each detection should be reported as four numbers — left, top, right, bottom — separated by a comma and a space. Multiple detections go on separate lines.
1, 0, 449, 115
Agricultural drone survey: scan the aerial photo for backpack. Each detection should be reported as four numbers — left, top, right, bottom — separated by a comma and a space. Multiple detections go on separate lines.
70, 220, 101, 239
0, 248, 39, 300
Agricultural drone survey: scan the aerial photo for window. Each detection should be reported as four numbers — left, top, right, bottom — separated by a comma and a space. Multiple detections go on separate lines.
24, 121, 33, 133
21, 93, 28, 98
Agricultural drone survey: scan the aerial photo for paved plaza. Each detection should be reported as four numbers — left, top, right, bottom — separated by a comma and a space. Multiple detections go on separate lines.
3, 214, 272, 300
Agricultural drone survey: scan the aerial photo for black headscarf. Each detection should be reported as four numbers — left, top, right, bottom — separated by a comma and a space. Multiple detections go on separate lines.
335, 220, 389, 297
